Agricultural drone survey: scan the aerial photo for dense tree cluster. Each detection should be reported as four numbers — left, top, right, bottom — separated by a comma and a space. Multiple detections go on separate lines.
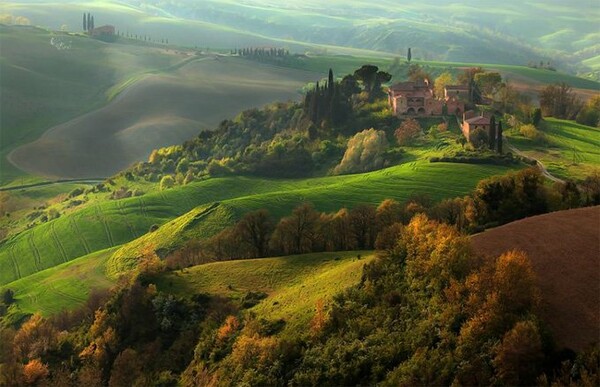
3, 211, 597, 385
539, 82, 583, 120
124, 67, 397, 184
576, 95, 600, 127
164, 167, 600, 270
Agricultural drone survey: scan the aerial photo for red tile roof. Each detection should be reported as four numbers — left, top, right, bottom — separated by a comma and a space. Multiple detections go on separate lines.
465, 116, 491, 125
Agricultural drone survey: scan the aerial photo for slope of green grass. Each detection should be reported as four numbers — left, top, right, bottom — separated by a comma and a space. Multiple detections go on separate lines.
156, 251, 376, 338
1, 248, 117, 317
0, 161, 519, 286
108, 160, 517, 276
506, 118, 600, 180
0, 25, 187, 184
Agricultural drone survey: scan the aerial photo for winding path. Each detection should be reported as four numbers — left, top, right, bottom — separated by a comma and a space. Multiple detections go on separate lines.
504, 138, 565, 184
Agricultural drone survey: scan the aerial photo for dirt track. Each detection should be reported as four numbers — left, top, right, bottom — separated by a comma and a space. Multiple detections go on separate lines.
8, 57, 317, 178
471, 206, 600, 351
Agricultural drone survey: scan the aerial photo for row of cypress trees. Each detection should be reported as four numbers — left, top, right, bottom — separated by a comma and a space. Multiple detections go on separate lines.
82, 13, 95, 32
303, 69, 350, 127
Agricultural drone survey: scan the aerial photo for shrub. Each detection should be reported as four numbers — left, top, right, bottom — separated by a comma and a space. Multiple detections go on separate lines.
68, 188, 84, 198
394, 118, 422, 145
519, 124, 540, 140
469, 127, 488, 149
334, 128, 388, 174
160, 175, 175, 190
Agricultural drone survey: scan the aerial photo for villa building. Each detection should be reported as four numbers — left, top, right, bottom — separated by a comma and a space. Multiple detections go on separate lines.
388, 80, 466, 116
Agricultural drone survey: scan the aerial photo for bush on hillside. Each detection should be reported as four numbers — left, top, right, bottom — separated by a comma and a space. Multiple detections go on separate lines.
334, 129, 388, 175
394, 118, 422, 145
159, 175, 175, 190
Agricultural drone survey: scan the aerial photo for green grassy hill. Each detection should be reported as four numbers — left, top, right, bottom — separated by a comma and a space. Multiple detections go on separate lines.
0, 25, 189, 184
1, 248, 117, 318
156, 251, 376, 338
1, 26, 318, 184
0, 161, 518, 287
506, 118, 600, 180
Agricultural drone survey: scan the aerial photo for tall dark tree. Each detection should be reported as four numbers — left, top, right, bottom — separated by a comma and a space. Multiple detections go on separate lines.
83, 13, 87, 31
90, 15, 95, 31
310, 82, 320, 123
532, 108, 542, 126
354, 65, 379, 94
496, 121, 503, 154
407, 47, 412, 62
328, 68, 334, 100
488, 115, 496, 150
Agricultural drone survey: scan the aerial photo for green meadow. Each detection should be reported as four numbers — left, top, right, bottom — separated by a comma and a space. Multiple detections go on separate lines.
1, 248, 117, 317
157, 251, 376, 338
506, 118, 600, 180
0, 160, 518, 288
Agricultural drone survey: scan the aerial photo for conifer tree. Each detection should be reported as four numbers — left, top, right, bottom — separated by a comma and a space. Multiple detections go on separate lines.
328, 68, 334, 100
310, 82, 320, 123
488, 115, 496, 150
83, 13, 87, 31
496, 121, 503, 153
407, 47, 412, 62
90, 15, 94, 30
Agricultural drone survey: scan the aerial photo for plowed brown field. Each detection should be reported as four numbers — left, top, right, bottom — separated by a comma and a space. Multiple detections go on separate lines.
471, 206, 600, 351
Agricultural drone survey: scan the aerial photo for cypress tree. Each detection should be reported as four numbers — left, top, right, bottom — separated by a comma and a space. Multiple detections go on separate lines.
311, 82, 320, 123
488, 115, 496, 150
407, 47, 412, 62
328, 68, 334, 100
496, 121, 503, 153
83, 13, 87, 31
90, 15, 95, 30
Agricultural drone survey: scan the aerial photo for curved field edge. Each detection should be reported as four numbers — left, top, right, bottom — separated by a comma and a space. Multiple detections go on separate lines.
156, 251, 376, 339
0, 247, 118, 318
0, 161, 520, 286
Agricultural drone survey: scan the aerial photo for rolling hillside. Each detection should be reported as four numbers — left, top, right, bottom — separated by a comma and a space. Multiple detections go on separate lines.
505, 118, 600, 180
158, 251, 377, 339
471, 206, 600, 352
0, 25, 188, 184
4, 0, 599, 70
0, 161, 518, 287
8, 56, 317, 179
0, 26, 318, 183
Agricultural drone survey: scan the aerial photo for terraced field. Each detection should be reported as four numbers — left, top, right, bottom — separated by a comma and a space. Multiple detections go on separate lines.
156, 251, 376, 339
505, 118, 600, 180
0, 161, 518, 287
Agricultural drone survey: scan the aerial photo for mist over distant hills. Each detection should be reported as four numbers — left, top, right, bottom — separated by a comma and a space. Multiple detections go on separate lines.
3, 1, 600, 74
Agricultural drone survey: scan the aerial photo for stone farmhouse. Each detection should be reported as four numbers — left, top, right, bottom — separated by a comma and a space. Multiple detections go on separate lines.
388, 80, 467, 117
461, 111, 492, 141
91, 25, 115, 37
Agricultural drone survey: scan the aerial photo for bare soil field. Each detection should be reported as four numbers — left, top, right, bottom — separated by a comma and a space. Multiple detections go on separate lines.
471, 206, 600, 352
8, 57, 317, 178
